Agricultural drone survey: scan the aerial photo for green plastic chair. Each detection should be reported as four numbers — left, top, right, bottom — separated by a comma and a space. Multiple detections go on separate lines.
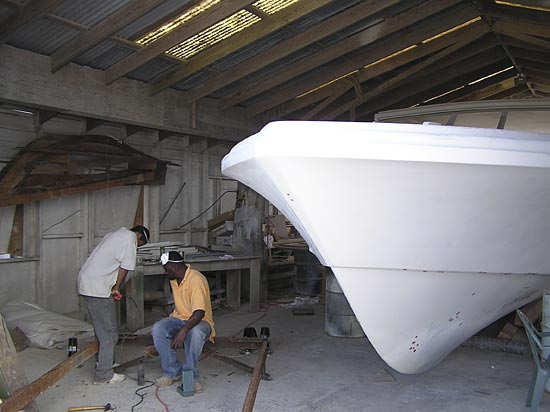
517, 309, 550, 412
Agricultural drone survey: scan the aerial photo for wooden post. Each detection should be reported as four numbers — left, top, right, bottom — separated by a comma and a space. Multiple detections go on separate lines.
1, 342, 98, 412
0, 314, 37, 411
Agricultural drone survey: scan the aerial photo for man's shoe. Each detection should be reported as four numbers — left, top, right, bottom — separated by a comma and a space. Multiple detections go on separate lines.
194, 381, 203, 394
156, 375, 182, 387
93, 372, 126, 385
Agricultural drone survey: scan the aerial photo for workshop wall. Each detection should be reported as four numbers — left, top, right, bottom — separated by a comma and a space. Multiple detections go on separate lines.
0, 109, 236, 314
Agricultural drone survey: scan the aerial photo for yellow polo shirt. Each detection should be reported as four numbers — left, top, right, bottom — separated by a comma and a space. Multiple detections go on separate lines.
170, 265, 215, 342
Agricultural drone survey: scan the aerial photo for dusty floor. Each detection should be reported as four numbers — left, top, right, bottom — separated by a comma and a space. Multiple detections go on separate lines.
16, 301, 550, 412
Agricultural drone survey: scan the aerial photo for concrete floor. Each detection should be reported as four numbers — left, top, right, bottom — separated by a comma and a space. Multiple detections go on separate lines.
16, 301, 550, 412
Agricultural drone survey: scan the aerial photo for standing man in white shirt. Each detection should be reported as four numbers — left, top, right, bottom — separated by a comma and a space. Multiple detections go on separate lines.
78, 225, 149, 384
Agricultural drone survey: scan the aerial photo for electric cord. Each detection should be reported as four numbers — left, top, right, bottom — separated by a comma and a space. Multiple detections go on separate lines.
155, 386, 170, 412
231, 303, 271, 338
175, 190, 237, 230
130, 380, 155, 412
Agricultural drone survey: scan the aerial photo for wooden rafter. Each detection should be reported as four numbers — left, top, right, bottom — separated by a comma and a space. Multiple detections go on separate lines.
320, 26, 490, 120
490, 84, 530, 99
0, 0, 65, 44
494, 27, 550, 50
50, 0, 167, 73
171, 0, 399, 102
244, 6, 482, 118
150, 0, 334, 96
105, 0, 257, 85
454, 77, 517, 101
221, 0, 470, 110
481, 0, 550, 25
492, 19, 550, 39
284, 23, 493, 118
356, 58, 510, 120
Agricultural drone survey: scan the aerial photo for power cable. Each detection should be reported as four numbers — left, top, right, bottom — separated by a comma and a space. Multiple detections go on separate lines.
131, 381, 155, 411
175, 190, 236, 230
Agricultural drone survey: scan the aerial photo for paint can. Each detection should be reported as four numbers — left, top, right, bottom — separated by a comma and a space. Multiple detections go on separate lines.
325, 270, 365, 338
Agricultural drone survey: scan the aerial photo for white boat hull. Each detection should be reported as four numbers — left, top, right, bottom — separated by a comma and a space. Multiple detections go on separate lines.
221, 121, 550, 373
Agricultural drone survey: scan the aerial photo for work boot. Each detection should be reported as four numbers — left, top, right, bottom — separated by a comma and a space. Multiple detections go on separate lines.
156, 375, 182, 387
93, 372, 126, 385
194, 381, 203, 394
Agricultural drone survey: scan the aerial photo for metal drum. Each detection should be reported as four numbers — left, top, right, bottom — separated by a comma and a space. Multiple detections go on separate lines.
294, 249, 323, 296
325, 270, 365, 338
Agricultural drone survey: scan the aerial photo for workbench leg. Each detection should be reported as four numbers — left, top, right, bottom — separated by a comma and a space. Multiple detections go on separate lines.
226, 269, 241, 309
249, 259, 261, 313
126, 268, 144, 332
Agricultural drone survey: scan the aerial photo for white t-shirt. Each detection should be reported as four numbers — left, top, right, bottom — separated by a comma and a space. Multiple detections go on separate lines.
78, 227, 137, 298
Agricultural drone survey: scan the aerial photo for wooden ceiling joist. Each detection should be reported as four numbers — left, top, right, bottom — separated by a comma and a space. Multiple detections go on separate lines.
243, 5, 482, 118
222, 0, 473, 111
34, 110, 59, 126
492, 19, 550, 39
319, 27, 491, 120
481, 0, 550, 25
174, 0, 399, 103
105, 0, 257, 85
494, 28, 550, 50
150, 0, 335, 96
0, 0, 65, 44
454, 77, 517, 101
50, 0, 167, 73
85, 118, 104, 133
356, 59, 510, 120
284, 25, 494, 118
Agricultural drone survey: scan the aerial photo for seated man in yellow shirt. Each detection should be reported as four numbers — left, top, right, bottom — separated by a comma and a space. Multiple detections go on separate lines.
152, 251, 215, 392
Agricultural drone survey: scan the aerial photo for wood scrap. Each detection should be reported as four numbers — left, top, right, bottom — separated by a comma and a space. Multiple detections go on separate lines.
8, 327, 28, 353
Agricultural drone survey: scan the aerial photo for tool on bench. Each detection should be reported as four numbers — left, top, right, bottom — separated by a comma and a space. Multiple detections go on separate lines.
68, 403, 114, 411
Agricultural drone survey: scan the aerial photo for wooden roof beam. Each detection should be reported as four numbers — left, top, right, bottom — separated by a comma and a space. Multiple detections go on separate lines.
481, 1, 550, 25
105, 0, 257, 85
356, 60, 510, 119
149, 0, 334, 95
223, 0, 471, 110
454, 77, 517, 101
176, 0, 399, 102
494, 27, 550, 50
51, 0, 166, 73
492, 19, 550, 39
489, 84, 531, 99
284, 24, 494, 117
243, 5, 482, 118
320, 28, 491, 120
0, 0, 65, 44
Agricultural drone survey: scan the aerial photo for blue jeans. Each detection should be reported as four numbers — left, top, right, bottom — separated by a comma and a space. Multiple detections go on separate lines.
151, 317, 211, 380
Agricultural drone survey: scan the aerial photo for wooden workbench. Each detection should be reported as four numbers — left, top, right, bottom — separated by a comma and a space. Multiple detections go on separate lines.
125, 255, 261, 331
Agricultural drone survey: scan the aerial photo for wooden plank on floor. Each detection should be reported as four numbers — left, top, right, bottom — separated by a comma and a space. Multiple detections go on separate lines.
0, 314, 37, 411
0, 342, 98, 412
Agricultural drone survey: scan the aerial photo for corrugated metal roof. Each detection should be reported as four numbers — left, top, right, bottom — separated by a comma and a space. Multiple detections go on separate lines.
127, 58, 179, 83
75, 41, 134, 70
7, 18, 78, 55
211, 28, 294, 72
172, 70, 217, 91
51, 0, 132, 27
115, 0, 197, 40
0, 3, 18, 22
